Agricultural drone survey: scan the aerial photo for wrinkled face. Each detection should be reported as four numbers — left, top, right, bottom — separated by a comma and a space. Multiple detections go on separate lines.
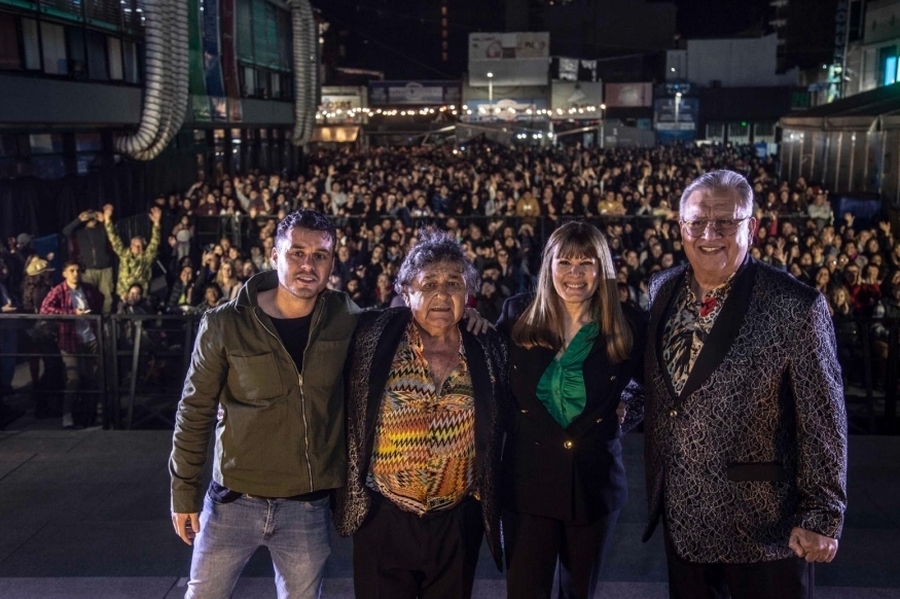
273, 228, 334, 302
680, 189, 756, 286
551, 252, 600, 308
404, 261, 467, 336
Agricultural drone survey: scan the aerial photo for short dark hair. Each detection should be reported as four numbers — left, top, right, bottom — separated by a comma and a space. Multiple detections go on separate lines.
276, 209, 336, 251
395, 228, 479, 295
62, 260, 82, 271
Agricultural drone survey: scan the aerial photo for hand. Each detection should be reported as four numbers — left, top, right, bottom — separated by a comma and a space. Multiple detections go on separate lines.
172, 512, 201, 546
616, 401, 627, 424
79, 211, 92, 222
1, 301, 16, 313
788, 527, 838, 563
463, 307, 493, 335
843, 212, 854, 226
149, 206, 162, 226
103, 204, 114, 220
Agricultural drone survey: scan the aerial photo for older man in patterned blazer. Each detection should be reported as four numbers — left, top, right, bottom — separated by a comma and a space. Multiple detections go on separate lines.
640, 170, 847, 599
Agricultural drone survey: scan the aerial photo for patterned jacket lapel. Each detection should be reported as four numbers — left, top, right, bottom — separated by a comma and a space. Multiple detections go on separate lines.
651, 266, 686, 404
676, 258, 758, 405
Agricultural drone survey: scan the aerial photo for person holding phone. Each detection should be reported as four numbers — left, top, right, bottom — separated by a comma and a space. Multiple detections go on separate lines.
39, 261, 103, 428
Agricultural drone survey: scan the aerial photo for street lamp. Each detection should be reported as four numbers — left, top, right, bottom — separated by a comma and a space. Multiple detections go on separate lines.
674, 92, 682, 136
599, 103, 606, 149
487, 72, 493, 122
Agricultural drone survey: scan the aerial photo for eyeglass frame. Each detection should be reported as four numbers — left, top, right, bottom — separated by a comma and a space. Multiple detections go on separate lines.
679, 216, 752, 238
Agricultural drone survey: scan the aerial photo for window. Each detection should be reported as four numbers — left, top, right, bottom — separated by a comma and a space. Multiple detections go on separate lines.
256, 69, 269, 98
30, 133, 64, 154
0, 13, 21, 69
108, 36, 123, 79
75, 132, 103, 152
87, 31, 108, 79
242, 65, 255, 96
885, 55, 897, 86
271, 70, 281, 99
41, 22, 68, 74
22, 18, 40, 70
67, 28, 87, 78
123, 40, 138, 82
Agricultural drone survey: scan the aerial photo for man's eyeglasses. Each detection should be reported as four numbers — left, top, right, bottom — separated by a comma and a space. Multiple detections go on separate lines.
680, 217, 751, 238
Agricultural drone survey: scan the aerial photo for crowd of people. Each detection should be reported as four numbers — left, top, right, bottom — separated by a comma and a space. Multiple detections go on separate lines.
1, 142, 899, 427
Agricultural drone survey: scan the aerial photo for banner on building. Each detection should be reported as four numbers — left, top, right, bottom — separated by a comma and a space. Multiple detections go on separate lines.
550, 82, 604, 117
604, 83, 653, 108
654, 97, 698, 141
468, 32, 549, 61
368, 81, 462, 106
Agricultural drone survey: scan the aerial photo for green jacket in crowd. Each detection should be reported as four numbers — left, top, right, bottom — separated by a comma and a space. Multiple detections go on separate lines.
105, 220, 160, 298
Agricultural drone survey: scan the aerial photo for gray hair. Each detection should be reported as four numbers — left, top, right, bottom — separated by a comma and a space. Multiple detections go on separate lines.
679, 170, 753, 215
394, 228, 480, 295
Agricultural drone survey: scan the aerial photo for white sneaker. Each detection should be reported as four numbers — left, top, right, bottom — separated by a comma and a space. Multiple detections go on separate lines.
62, 413, 74, 429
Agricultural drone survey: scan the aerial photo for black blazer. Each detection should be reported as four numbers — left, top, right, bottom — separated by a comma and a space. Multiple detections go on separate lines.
497, 293, 645, 523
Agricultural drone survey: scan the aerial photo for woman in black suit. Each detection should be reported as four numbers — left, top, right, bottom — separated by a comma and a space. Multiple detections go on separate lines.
497, 221, 645, 599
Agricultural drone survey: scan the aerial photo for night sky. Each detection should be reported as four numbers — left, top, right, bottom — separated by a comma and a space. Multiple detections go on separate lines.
673, 0, 772, 39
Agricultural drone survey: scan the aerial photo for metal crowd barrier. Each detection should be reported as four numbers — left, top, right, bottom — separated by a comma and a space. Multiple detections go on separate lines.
1, 312, 200, 430
1, 313, 897, 432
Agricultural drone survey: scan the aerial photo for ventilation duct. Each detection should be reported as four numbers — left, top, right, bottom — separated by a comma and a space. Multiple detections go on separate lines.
116, 0, 189, 161
288, 0, 319, 147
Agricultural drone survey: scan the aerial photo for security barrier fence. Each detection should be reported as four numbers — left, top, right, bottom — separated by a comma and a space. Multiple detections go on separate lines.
1, 313, 899, 433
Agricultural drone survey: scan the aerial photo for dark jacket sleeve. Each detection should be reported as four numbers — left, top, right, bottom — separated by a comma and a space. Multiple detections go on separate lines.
496, 293, 533, 337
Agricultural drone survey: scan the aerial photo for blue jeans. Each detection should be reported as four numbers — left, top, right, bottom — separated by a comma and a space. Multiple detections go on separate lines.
185, 492, 331, 599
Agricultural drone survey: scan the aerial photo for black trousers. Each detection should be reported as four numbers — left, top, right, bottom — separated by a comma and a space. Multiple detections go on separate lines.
504, 509, 621, 599
664, 526, 814, 599
353, 495, 484, 599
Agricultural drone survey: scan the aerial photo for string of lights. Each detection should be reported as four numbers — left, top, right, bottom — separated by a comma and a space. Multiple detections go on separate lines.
315, 105, 606, 119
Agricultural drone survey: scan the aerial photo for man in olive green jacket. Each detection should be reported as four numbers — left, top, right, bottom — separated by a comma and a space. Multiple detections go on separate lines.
169, 210, 360, 599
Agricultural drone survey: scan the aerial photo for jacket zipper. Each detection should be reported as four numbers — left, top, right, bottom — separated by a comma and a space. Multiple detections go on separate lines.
251, 301, 323, 492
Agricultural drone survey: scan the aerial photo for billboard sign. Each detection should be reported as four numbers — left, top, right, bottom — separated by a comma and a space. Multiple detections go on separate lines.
604, 83, 653, 108
368, 81, 462, 106
468, 32, 550, 61
550, 81, 604, 118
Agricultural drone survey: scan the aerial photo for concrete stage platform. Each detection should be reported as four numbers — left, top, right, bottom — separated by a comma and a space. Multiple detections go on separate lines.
0, 427, 897, 598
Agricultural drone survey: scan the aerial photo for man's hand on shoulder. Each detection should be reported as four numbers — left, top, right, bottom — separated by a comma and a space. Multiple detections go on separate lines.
172, 512, 201, 546
464, 307, 493, 335
789, 527, 838, 563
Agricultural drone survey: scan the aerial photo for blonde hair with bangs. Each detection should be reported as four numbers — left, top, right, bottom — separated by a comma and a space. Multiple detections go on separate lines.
511, 221, 633, 363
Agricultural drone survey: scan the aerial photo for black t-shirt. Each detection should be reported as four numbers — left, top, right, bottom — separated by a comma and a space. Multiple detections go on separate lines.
208, 311, 326, 503
269, 313, 312, 373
